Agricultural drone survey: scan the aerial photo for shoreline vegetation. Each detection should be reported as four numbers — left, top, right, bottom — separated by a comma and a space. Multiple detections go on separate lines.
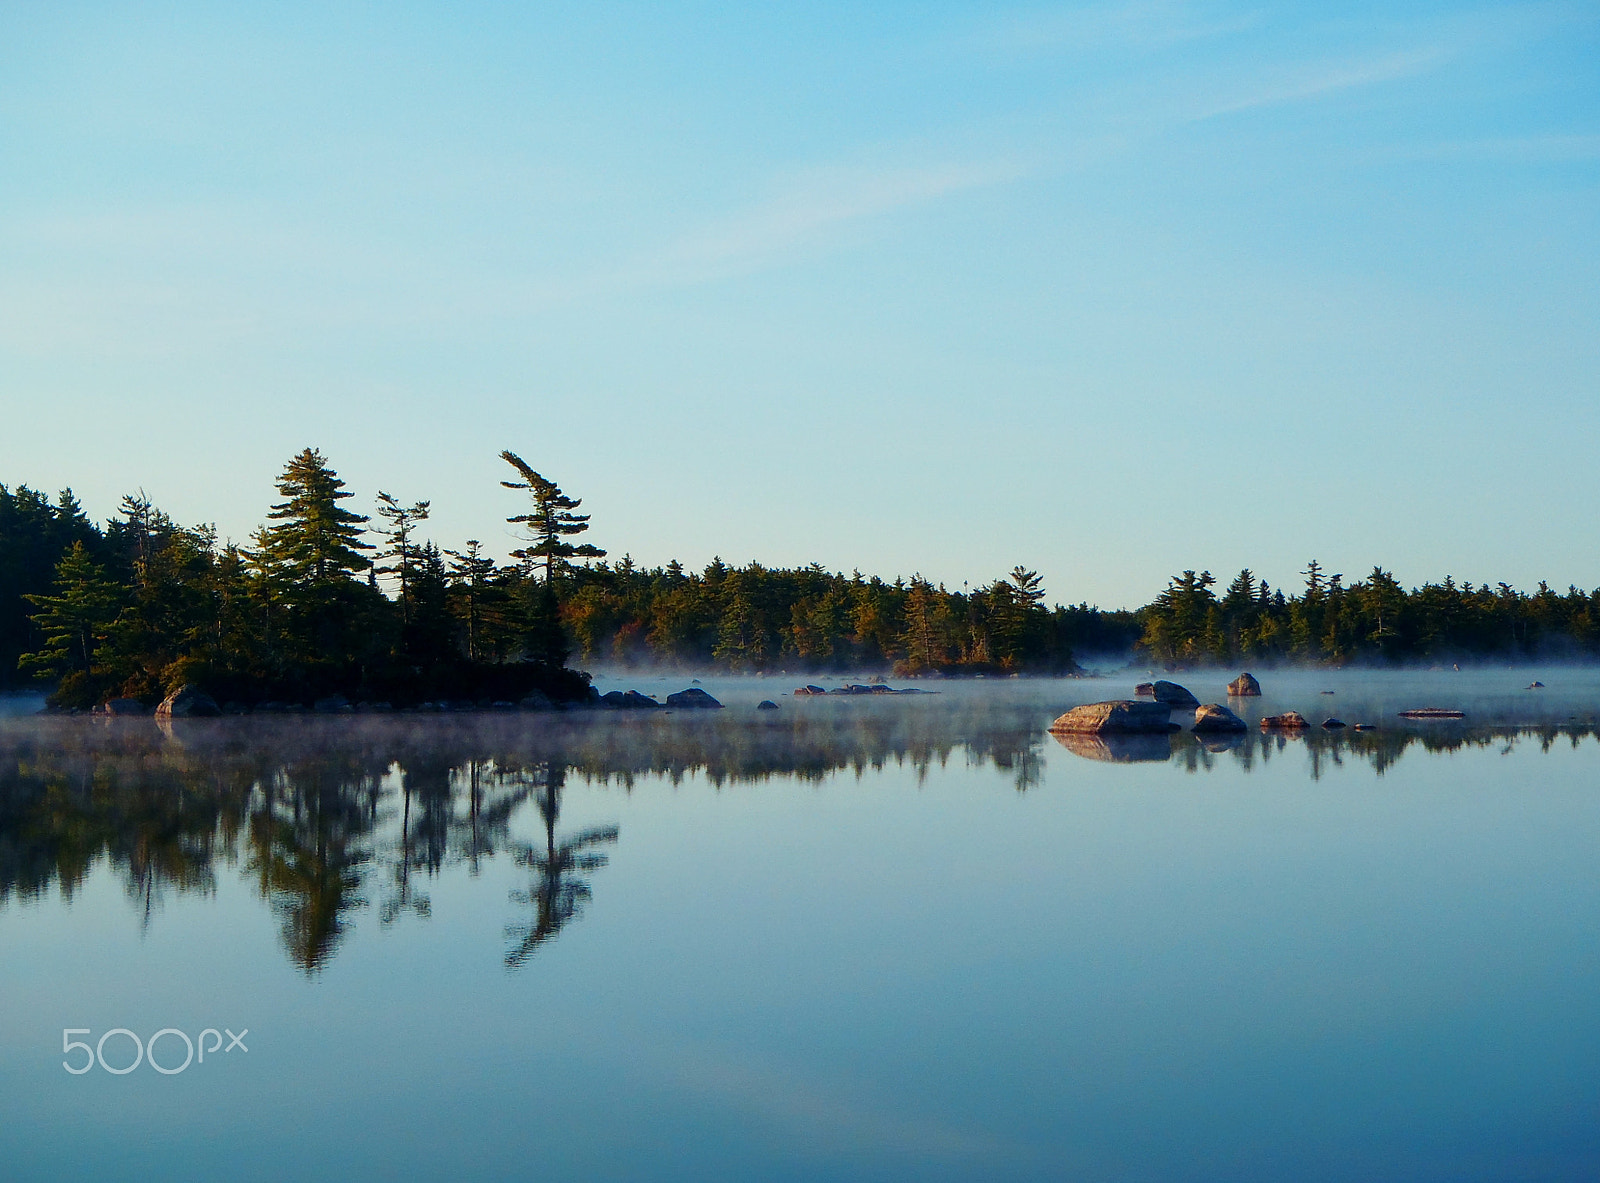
3, 448, 1600, 710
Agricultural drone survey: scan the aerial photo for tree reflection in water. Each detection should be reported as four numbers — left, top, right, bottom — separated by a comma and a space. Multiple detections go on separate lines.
1, 707, 1596, 972
503, 763, 618, 968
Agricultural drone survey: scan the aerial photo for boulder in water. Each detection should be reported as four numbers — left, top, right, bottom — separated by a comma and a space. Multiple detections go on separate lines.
1192, 703, 1248, 733
756, 700, 779, 711
1321, 718, 1347, 730
601, 690, 662, 709
1260, 711, 1309, 730
155, 685, 221, 719
1152, 680, 1199, 706
1049, 700, 1177, 734
1226, 673, 1261, 697
666, 688, 723, 709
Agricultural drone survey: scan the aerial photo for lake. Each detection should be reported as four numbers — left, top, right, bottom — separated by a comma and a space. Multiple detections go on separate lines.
4, 668, 1600, 1181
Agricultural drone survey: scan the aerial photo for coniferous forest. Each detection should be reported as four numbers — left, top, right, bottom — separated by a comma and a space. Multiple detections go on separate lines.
2, 448, 1599, 709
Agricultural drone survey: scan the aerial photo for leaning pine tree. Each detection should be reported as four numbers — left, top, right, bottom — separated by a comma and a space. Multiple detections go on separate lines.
499, 451, 604, 668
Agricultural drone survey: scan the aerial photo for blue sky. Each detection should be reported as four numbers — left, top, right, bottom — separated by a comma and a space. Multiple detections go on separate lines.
1, 1, 1595, 608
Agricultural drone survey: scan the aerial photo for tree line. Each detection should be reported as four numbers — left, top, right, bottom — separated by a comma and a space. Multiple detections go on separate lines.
0, 448, 597, 708
1137, 563, 1600, 666
4, 451, 1598, 709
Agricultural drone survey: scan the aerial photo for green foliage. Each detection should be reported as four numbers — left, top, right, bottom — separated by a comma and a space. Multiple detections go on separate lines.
19, 542, 123, 697
13, 448, 1600, 708
499, 451, 606, 667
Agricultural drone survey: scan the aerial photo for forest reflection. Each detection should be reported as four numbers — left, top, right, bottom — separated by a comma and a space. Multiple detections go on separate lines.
2, 707, 1595, 972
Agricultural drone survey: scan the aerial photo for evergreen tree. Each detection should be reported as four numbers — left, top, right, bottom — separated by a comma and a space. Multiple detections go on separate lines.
446, 540, 497, 662
260, 449, 373, 587
255, 449, 377, 685
499, 451, 604, 667
18, 542, 123, 702
373, 493, 430, 626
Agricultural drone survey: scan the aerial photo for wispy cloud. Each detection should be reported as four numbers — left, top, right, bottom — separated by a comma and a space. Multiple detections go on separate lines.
1188, 46, 1452, 121
603, 158, 1026, 290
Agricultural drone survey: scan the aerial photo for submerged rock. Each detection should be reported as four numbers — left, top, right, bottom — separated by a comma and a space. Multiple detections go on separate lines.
1226, 672, 1262, 697
1192, 703, 1248, 733
757, 700, 779, 711
155, 685, 221, 719
1528, 681, 1545, 689
1260, 711, 1309, 730
666, 688, 723, 709
1151, 680, 1199, 706
1321, 718, 1347, 730
794, 685, 828, 696
1049, 700, 1177, 735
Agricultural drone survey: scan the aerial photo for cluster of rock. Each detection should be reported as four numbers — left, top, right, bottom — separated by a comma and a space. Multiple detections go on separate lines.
92, 683, 716, 717
1133, 680, 1199, 706
794, 684, 929, 696
1054, 673, 1354, 739
598, 687, 724, 710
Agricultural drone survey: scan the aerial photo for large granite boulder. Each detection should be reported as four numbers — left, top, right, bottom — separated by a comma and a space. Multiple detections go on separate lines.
1192, 703, 1248, 733
155, 685, 221, 719
1227, 672, 1261, 697
666, 688, 723, 709
1151, 680, 1199, 706
1049, 700, 1177, 734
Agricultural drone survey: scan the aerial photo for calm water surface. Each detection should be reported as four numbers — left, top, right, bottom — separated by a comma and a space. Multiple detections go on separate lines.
4, 670, 1600, 1181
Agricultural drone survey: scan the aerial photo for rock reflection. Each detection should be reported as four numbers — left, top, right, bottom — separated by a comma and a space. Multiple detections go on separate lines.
1050, 732, 1175, 763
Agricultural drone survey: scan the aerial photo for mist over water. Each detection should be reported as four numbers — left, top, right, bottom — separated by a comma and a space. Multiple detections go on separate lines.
4, 669, 1600, 1181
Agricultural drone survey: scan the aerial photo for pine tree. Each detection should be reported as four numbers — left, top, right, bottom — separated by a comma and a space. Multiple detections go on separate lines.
260, 449, 372, 587
255, 449, 376, 681
18, 542, 124, 700
446, 540, 497, 662
373, 492, 430, 625
500, 451, 604, 667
